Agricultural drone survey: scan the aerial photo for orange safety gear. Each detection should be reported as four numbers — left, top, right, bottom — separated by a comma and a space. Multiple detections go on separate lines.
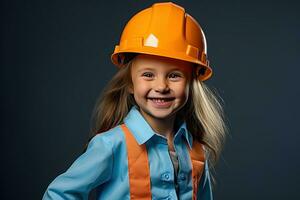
120, 123, 205, 200
111, 2, 213, 81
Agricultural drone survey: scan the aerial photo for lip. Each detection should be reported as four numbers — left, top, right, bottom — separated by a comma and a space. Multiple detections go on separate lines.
148, 97, 175, 100
148, 97, 174, 108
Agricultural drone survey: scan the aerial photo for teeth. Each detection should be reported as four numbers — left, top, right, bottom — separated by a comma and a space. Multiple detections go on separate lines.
152, 98, 165, 102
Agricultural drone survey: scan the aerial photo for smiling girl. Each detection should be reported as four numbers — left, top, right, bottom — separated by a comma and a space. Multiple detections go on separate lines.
43, 2, 226, 200
129, 54, 193, 142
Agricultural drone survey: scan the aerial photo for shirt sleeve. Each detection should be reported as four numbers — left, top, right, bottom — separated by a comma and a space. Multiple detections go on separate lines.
197, 160, 213, 200
42, 134, 113, 200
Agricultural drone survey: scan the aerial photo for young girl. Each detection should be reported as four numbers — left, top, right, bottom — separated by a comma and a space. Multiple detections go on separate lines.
43, 2, 226, 200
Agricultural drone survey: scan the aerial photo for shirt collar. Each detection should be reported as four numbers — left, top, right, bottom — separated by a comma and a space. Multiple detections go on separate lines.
175, 119, 193, 149
123, 106, 193, 148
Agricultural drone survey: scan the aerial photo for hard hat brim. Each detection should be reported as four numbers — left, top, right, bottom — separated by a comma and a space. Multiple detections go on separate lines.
111, 46, 212, 81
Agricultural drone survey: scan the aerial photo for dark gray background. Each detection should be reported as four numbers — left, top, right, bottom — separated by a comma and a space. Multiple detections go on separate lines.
1, 0, 300, 199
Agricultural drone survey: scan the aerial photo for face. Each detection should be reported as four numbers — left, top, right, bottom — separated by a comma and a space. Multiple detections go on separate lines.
129, 54, 193, 122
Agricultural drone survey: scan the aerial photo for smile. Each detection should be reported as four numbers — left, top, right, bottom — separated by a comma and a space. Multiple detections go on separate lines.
147, 97, 175, 107
148, 97, 175, 102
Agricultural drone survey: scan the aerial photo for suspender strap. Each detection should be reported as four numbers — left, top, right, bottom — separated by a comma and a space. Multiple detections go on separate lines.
121, 124, 152, 200
121, 123, 205, 200
189, 141, 206, 200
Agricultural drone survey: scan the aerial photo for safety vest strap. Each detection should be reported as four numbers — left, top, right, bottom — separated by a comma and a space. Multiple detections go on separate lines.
121, 124, 152, 200
121, 123, 205, 200
189, 141, 206, 200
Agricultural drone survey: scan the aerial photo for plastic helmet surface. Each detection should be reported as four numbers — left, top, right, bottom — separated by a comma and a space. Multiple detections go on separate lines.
111, 2, 212, 81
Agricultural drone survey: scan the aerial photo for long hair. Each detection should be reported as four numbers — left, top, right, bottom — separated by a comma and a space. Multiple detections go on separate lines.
89, 61, 135, 136
86, 57, 227, 169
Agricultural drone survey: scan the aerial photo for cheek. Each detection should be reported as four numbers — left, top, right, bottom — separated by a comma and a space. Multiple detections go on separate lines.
132, 80, 149, 97
174, 82, 190, 99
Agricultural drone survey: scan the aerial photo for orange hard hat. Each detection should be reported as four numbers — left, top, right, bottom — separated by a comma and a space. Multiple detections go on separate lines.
111, 2, 213, 81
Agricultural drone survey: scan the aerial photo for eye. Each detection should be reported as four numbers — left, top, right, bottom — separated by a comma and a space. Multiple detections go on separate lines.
169, 73, 181, 79
142, 72, 154, 78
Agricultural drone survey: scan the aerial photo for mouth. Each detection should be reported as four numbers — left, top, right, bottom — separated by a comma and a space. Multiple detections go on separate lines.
147, 97, 175, 102
147, 97, 175, 108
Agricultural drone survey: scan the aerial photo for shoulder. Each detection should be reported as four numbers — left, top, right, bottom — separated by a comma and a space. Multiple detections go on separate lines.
87, 125, 125, 150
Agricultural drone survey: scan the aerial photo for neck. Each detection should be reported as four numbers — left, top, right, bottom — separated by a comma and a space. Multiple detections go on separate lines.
140, 110, 176, 139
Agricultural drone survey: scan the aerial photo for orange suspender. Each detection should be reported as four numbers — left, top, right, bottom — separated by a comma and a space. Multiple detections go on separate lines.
121, 124, 152, 200
121, 124, 205, 200
189, 142, 206, 200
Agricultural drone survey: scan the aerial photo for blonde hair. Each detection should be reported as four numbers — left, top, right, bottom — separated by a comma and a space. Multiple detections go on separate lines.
189, 77, 227, 165
87, 57, 227, 168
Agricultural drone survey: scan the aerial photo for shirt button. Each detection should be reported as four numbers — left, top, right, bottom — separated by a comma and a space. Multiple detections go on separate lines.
179, 174, 186, 181
164, 173, 170, 180
161, 172, 171, 181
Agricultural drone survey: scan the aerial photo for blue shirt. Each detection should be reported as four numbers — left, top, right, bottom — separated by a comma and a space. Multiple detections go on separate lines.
43, 106, 213, 200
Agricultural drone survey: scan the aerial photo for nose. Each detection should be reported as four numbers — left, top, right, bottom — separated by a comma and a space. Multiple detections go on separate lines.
154, 77, 170, 93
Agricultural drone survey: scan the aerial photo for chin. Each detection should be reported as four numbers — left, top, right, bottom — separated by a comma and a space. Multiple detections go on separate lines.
144, 108, 176, 120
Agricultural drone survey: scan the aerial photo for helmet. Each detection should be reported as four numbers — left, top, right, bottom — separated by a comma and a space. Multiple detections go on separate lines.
111, 2, 213, 81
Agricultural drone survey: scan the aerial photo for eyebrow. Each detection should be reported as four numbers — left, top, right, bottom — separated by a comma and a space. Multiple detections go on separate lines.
137, 68, 155, 72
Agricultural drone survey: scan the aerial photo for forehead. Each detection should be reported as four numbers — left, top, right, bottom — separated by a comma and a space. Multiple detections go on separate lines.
132, 54, 193, 72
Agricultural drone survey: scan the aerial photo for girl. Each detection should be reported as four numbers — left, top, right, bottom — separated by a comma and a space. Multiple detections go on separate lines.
43, 2, 226, 200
